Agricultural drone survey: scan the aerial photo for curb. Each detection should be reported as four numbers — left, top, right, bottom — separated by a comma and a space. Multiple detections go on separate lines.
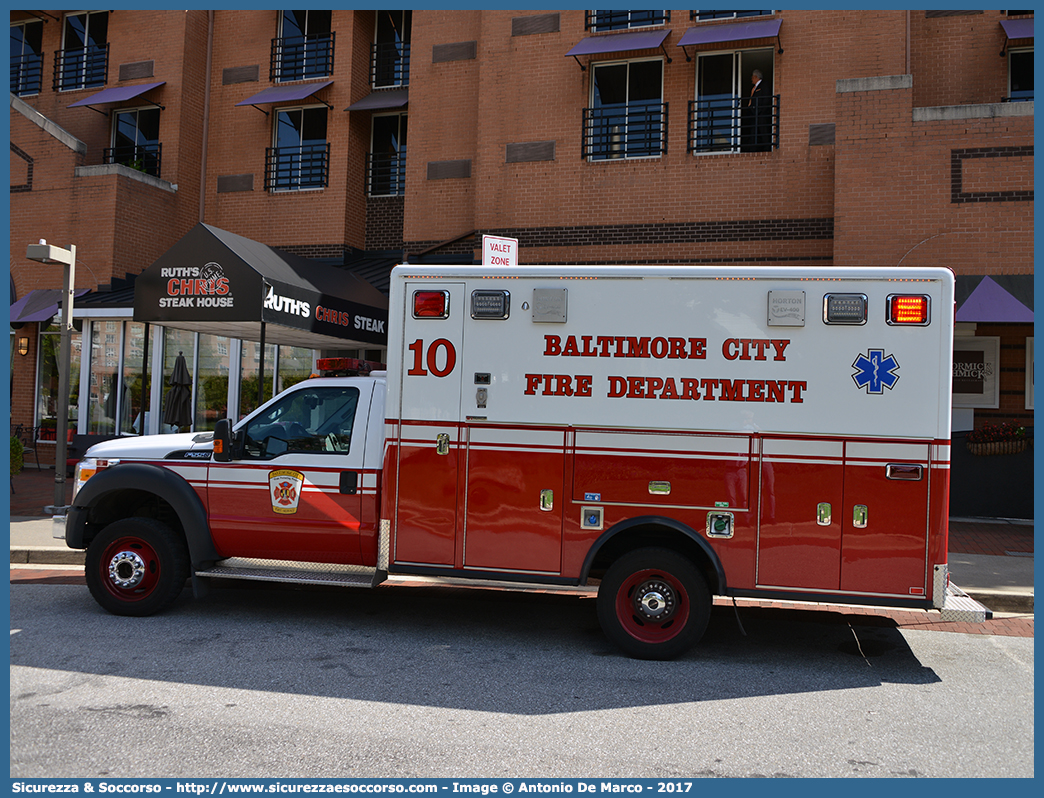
10, 547, 86, 566
964, 589, 1034, 614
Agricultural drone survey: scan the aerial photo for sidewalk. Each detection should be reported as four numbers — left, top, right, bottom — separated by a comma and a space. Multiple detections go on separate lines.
9, 465, 1034, 616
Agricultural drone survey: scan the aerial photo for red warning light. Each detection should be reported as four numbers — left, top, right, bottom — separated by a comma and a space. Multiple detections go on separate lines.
887, 295, 930, 326
413, 291, 450, 319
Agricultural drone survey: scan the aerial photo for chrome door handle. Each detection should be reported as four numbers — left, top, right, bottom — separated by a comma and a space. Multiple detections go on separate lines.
540, 489, 554, 511
817, 502, 832, 526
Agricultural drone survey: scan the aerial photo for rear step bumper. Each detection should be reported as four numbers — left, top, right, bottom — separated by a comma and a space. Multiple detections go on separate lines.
940, 581, 993, 623
934, 563, 992, 623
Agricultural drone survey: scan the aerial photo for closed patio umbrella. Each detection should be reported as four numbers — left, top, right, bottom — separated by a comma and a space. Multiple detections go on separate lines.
162, 351, 192, 430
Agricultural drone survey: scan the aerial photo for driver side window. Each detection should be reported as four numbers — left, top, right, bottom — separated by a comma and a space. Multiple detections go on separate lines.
242, 386, 360, 459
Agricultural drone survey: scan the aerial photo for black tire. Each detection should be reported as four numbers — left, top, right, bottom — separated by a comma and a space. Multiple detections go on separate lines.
85, 517, 189, 617
597, 547, 711, 660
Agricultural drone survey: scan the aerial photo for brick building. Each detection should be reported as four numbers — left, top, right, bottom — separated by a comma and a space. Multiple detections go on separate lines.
8, 9, 1033, 514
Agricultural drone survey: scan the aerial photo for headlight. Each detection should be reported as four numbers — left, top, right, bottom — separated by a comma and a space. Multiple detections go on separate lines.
73, 457, 119, 499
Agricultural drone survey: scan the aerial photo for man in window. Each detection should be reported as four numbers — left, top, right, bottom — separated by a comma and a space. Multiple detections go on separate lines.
743, 69, 772, 152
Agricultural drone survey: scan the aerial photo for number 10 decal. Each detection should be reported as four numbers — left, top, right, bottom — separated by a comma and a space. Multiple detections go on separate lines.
407, 339, 457, 378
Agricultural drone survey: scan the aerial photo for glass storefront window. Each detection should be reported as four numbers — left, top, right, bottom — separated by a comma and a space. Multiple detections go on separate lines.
87, 320, 120, 435
195, 334, 230, 431
239, 340, 276, 420
120, 322, 146, 434
36, 323, 81, 441
161, 327, 195, 434
277, 345, 315, 393
66, 322, 325, 435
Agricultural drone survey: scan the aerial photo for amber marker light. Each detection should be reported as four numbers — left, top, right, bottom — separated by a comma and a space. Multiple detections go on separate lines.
886, 294, 931, 326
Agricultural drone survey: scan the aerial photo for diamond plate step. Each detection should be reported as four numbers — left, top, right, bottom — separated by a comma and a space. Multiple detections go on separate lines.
196, 557, 380, 588
940, 581, 993, 623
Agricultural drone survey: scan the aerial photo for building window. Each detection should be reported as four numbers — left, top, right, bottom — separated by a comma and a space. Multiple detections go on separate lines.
10, 20, 43, 96
240, 341, 277, 418
691, 10, 773, 21
195, 334, 230, 432
373, 10, 411, 88
586, 10, 669, 31
266, 106, 329, 191
36, 323, 82, 440
689, 49, 776, 153
1008, 48, 1033, 101
106, 108, 162, 178
54, 11, 108, 92
583, 59, 666, 160
272, 10, 333, 82
87, 321, 121, 435
367, 113, 407, 196
276, 346, 316, 393
120, 322, 146, 435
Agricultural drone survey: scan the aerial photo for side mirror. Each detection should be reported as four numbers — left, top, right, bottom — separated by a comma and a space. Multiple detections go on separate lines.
213, 419, 234, 462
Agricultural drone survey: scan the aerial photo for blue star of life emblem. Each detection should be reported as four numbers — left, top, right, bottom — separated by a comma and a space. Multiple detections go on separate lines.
851, 349, 900, 394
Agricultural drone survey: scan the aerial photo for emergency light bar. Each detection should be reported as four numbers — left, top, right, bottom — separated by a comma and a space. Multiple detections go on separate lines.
886, 294, 931, 326
315, 358, 386, 376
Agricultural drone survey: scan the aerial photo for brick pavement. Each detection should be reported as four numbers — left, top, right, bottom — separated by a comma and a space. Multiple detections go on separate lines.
9, 466, 72, 516
949, 519, 1034, 555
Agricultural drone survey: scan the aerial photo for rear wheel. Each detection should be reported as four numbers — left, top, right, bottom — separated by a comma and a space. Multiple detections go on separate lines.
85, 517, 189, 617
597, 548, 711, 660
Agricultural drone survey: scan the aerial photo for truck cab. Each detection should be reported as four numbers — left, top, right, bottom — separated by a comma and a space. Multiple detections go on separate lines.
66, 365, 387, 618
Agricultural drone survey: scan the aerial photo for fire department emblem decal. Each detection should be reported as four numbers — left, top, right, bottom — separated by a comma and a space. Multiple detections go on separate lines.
852, 349, 900, 394
269, 469, 304, 515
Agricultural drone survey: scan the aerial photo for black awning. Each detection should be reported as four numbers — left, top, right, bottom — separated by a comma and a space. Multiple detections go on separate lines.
133, 223, 389, 349
345, 88, 408, 112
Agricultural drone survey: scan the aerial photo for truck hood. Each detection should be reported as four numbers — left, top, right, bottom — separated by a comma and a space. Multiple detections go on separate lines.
82, 432, 214, 461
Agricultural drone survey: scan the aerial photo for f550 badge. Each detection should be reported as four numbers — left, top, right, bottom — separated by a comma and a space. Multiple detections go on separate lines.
852, 349, 900, 394
269, 469, 304, 514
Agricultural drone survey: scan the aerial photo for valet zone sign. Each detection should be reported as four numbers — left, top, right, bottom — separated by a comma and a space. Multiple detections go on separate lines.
482, 235, 518, 267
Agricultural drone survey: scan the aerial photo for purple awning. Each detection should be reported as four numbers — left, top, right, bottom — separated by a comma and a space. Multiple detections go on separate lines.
566, 29, 670, 59
236, 80, 334, 107
955, 276, 1033, 323
1000, 18, 1034, 41
678, 18, 782, 48
68, 81, 165, 108
10, 288, 90, 324
345, 88, 409, 112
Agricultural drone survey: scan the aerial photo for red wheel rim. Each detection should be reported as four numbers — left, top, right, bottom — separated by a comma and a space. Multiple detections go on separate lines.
615, 568, 690, 644
99, 536, 162, 602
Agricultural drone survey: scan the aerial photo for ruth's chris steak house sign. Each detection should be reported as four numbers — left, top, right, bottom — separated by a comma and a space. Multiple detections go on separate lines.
134, 223, 388, 347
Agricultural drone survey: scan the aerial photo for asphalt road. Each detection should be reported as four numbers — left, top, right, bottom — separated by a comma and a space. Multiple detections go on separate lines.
10, 582, 1034, 779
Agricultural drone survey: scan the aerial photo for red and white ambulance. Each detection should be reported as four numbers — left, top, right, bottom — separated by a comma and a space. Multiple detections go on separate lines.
66, 264, 989, 659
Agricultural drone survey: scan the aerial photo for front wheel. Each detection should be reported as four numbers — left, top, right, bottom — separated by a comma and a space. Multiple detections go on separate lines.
85, 517, 189, 617
597, 548, 711, 660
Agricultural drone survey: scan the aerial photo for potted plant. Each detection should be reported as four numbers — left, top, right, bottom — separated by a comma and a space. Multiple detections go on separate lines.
965, 420, 1028, 456
11, 436, 24, 476
38, 418, 56, 440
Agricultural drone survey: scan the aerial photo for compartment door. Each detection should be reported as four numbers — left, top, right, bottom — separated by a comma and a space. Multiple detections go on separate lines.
840, 442, 930, 596
392, 282, 465, 566
463, 426, 566, 574
756, 438, 844, 590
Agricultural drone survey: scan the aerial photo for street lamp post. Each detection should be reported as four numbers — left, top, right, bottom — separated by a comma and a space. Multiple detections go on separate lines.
26, 240, 76, 516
